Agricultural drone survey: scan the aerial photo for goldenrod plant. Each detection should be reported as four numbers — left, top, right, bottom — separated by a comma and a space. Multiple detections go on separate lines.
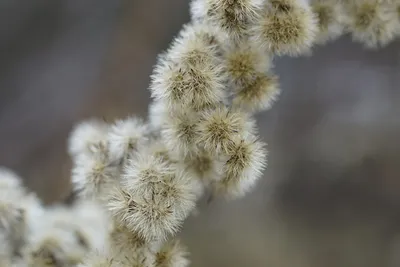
1, 0, 399, 266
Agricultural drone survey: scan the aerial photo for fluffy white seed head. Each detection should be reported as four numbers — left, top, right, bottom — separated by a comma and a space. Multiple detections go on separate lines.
36, 204, 105, 247
70, 200, 111, 252
223, 41, 272, 87
232, 71, 280, 113
148, 100, 168, 133
252, 0, 317, 56
311, 0, 346, 44
23, 223, 89, 267
213, 135, 267, 198
348, 0, 400, 48
138, 138, 179, 165
138, 140, 206, 199
150, 62, 223, 112
0, 169, 29, 247
0, 167, 23, 192
68, 119, 109, 159
155, 239, 189, 267
0, 196, 25, 239
109, 223, 146, 252
107, 152, 197, 242
107, 116, 149, 162
25, 201, 110, 267
0, 0, 313, 263
203, 0, 265, 40
108, 224, 157, 267
182, 150, 224, 193
0, 231, 12, 267
196, 105, 256, 155
161, 111, 200, 158
0, 185, 41, 247
150, 54, 225, 112
168, 23, 224, 64
77, 252, 114, 267
149, 60, 186, 108
71, 155, 120, 200
0, 186, 43, 258
190, 0, 207, 22
150, 22, 228, 113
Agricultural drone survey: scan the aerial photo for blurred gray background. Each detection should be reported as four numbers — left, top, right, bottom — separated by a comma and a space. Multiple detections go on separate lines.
0, 1, 400, 266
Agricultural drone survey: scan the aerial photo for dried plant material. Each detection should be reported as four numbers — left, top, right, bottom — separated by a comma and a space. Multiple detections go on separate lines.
24, 228, 86, 267
0, 167, 23, 191
202, 0, 264, 40
0, 231, 12, 267
223, 41, 272, 86
161, 111, 200, 158
78, 252, 115, 267
4, 0, 398, 266
71, 154, 120, 200
183, 149, 222, 185
107, 116, 149, 162
214, 135, 267, 198
68, 119, 109, 159
168, 23, 222, 66
311, 0, 346, 44
232, 71, 280, 113
107, 152, 197, 242
348, 0, 400, 48
148, 100, 168, 133
155, 239, 189, 267
252, 0, 317, 56
196, 105, 255, 155
190, 0, 207, 22
108, 225, 156, 267
150, 58, 225, 112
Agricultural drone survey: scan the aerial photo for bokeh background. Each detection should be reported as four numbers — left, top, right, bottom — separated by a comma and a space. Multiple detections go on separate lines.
1, 1, 400, 266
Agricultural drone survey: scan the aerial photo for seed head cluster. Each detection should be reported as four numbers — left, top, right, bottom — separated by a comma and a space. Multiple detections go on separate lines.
0, 168, 108, 267
1, 0, 399, 267
310, 0, 400, 48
